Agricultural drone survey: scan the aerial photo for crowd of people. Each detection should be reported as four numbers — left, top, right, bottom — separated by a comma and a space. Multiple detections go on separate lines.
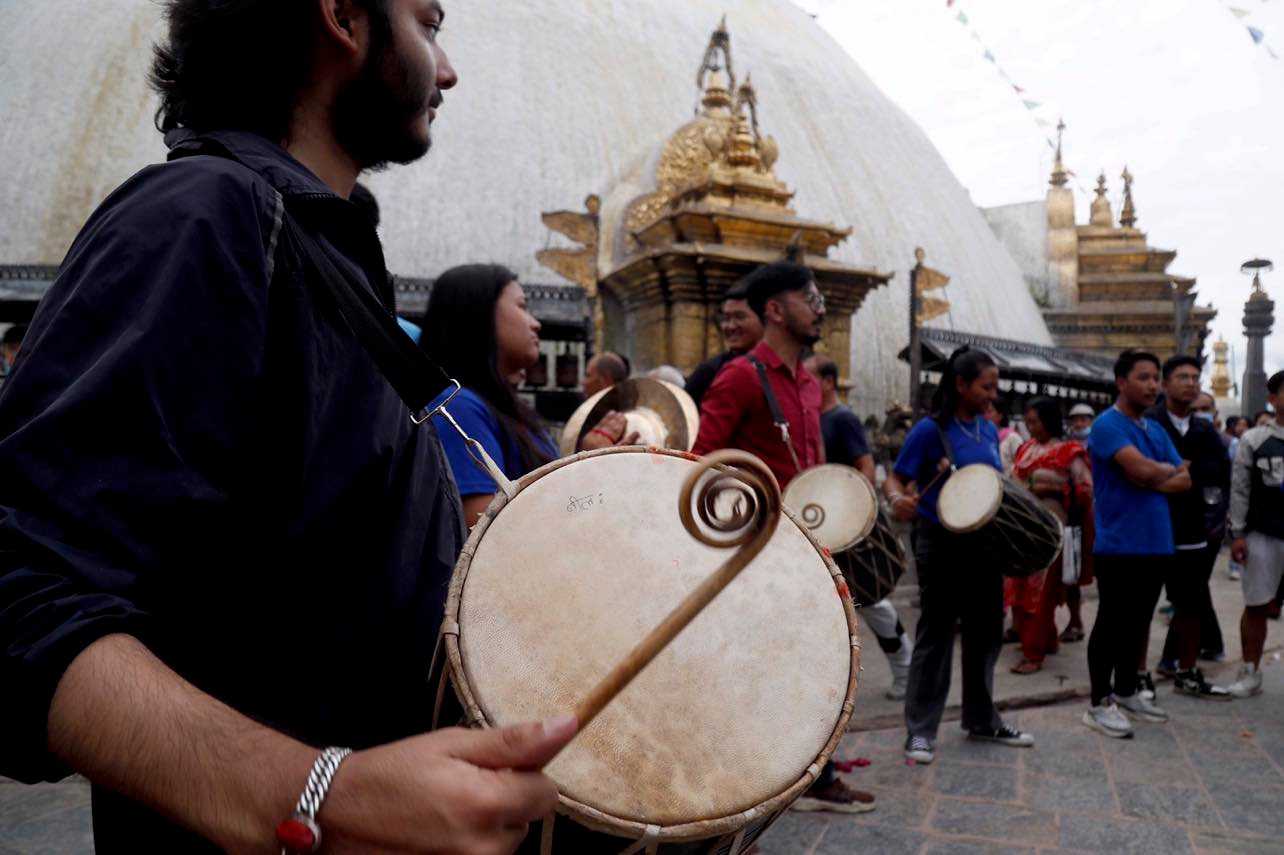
0, 0, 1279, 851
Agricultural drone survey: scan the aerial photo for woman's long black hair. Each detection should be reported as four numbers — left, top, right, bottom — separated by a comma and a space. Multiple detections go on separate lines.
420, 264, 552, 474
1025, 397, 1066, 440
930, 346, 998, 426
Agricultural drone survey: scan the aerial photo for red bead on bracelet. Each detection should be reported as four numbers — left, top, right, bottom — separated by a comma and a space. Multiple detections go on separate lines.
276, 813, 320, 853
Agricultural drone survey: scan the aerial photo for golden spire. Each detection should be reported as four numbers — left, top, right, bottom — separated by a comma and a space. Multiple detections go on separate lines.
1089, 171, 1114, 227
1211, 337, 1232, 398
696, 16, 735, 115
1049, 118, 1070, 188
1119, 165, 1137, 228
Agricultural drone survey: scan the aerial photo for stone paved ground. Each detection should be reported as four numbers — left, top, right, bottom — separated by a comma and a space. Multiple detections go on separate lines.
758, 655, 1284, 855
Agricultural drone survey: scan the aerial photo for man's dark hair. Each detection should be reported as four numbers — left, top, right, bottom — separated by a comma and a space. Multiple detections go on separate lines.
349, 182, 381, 229
2, 324, 27, 348
1161, 354, 1201, 380
1113, 349, 1161, 380
809, 354, 839, 384
740, 262, 815, 320
1225, 415, 1242, 432
149, 0, 389, 139
1254, 409, 1272, 424
1268, 370, 1284, 395
724, 280, 751, 301
593, 352, 630, 384
1025, 397, 1065, 440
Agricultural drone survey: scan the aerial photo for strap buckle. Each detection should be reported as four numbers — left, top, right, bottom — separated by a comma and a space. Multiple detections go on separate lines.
411, 378, 462, 425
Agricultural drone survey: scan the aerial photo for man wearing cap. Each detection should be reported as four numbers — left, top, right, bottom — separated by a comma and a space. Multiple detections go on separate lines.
1068, 403, 1095, 441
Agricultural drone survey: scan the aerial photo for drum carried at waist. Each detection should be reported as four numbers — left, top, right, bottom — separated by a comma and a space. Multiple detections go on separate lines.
782, 464, 908, 607
434, 448, 860, 853
936, 463, 1064, 578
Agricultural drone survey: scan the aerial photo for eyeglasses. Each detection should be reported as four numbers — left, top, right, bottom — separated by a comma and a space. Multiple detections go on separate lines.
802, 289, 826, 313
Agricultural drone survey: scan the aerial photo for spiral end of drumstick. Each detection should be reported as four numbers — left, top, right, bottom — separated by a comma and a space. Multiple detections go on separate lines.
799, 502, 826, 531
678, 450, 782, 550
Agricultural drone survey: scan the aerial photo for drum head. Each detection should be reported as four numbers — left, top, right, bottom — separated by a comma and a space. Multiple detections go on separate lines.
782, 465, 878, 552
451, 449, 854, 828
937, 464, 1004, 533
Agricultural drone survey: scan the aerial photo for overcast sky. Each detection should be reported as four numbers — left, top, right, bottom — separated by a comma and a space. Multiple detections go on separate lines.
793, 0, 1284, 392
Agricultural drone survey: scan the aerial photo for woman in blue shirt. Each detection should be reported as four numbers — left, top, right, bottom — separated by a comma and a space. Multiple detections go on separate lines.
883, 347, 1035, 765
421, 264, 558, 526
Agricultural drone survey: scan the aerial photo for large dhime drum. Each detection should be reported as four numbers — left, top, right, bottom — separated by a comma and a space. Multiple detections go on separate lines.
936, 463, 1064, 578
436, 447, 860, 853
783, 465, 907, 607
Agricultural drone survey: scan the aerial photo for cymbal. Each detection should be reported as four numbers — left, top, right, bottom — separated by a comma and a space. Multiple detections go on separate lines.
559, 378, 700, 456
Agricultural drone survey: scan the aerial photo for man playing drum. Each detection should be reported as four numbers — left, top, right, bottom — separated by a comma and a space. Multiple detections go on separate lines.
694, 262, 874, 814
883, 347, 1036, 766
805, 354, 915, 701
0, 2, 579, 852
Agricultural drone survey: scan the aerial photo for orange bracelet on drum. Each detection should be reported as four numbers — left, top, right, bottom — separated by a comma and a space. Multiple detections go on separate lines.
589, 428, 618, 443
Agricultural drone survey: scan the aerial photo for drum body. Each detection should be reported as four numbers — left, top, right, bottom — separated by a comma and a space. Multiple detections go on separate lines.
438, 447, 860, 853
936, 464, 1063, 578
835, 509, 907, 607
782, 466, 906, 607
781, 464, 877, 553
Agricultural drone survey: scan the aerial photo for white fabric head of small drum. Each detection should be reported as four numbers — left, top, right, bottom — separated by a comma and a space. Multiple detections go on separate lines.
782, 465, 878, 552
936, 463, 1004, 533
454, 450, 852, 827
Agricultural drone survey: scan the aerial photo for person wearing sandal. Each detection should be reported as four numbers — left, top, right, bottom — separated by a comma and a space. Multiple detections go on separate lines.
1007, 398, 1093, 675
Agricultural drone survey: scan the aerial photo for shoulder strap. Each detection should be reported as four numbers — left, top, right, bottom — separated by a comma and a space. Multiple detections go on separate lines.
932, 418, 957, 469
276, 198, 451, 416
274, 195, 514, 495
746, 355, 803, 473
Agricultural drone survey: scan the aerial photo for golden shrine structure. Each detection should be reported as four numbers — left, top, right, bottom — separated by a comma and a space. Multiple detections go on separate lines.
536, 20, 891, 389
1038, 125, 1217, 362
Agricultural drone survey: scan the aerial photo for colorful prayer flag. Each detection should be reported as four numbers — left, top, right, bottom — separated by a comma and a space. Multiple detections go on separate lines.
957, 11, 969, 24
1022, 99, 1041, 110
984, 49, 996, 62
1230, 6, 1251, 18
1248, 25, 1265, 43
1013, 84, 1025, 94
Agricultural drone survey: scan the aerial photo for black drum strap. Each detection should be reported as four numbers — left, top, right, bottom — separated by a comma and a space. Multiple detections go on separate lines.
747, 355, 803, 473
932, 419, 958, 471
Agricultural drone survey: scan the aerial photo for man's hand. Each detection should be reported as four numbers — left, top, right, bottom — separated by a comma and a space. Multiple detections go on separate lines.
579, 412, 640, 451
323, 717, 578, 855
1232, 537, 1248, 565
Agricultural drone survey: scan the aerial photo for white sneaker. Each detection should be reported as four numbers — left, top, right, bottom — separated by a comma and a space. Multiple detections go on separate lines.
1136, 671, 1157, 702
1228, 663, 1263, 698
1228, 563, 1243, 581
1117, 692, 1169, 723
885, 635, 912, 700
904, 735, 934, 764
1082, 702, 1133, 738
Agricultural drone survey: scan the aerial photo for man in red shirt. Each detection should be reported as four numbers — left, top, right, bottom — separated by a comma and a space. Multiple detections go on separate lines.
693, 262, 873, 814
693, 262, 824, 486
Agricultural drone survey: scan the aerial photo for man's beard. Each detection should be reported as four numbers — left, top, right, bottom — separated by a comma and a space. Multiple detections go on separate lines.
333, 28, 433, 171
788, 314, 822, 347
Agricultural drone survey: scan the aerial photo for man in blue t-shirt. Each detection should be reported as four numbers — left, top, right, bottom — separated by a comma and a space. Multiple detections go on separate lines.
1082, 350, 1191, 740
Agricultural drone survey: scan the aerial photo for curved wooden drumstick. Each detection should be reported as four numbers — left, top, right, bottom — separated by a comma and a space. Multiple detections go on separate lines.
546, 451, 781, 764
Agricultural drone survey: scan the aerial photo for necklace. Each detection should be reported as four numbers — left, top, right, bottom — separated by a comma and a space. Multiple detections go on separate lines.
954, 417, 983, 443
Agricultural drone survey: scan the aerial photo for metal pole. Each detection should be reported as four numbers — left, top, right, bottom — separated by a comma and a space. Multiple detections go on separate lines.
909, 262, 922, 420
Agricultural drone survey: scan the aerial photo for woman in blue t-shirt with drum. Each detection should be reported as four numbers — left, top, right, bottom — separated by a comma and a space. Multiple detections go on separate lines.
420, 264, 559, 527
883, 347, 1035, 765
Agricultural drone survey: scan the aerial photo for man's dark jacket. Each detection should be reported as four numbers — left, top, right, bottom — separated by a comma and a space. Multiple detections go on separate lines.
0, 130, 465, 851
685, 349, 741, 409
1144, 404, 1231, 545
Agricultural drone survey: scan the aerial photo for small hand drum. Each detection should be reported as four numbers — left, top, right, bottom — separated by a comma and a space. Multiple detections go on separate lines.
436, 448, 860, 853
936, 463, 1064, 578
784, 465, 906, 606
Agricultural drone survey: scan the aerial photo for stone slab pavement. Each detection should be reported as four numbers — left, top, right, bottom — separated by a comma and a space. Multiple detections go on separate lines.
757, 651, 1284, 855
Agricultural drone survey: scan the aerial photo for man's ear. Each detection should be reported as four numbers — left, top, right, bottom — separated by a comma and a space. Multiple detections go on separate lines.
317, 0, 366, 58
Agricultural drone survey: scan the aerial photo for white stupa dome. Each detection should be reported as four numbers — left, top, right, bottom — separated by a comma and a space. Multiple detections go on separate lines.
0, 0, 1052, 412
